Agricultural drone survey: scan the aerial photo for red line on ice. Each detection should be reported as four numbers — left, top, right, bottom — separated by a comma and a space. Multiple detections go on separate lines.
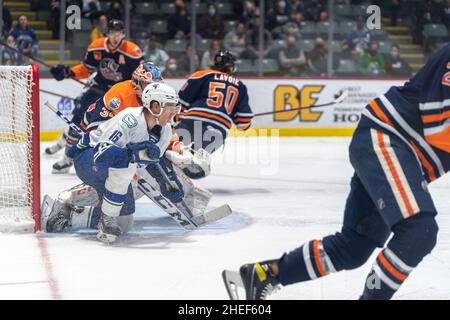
37, 235, 62, 300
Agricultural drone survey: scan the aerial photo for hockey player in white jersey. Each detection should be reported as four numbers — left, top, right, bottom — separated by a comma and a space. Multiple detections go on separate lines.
43, 83, 182, 243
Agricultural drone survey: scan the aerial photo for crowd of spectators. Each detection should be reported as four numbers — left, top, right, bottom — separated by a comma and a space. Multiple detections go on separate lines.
3, 0, 441, 77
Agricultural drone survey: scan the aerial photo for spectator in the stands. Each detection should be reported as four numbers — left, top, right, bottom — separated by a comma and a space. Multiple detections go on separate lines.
50, 0, 60, 39
1, 4, 12, 37
384, 44, 412, 77
241, 16, 273, 60
201, 39, 221, 69
412, 0, 444, 44
198, 2, 225, 39
267, 0, 290, 31
357, 40, 385, 76
168, 0, 191, 39
278, 34, 306, 75
288, 0, 306, 13
223, 22, 248, 58
304, 0, 327, 22
1, 35, 19, 65
305, 36, 328, 76
144, 41, 170, 73
343, 16, 372, 57
165, 57, 185, 77
241, 0, 259, 28
9, 16, 39, 61
108, 0, 124, 20
85, 0, 101, 23
274, 10, 302, 38
90, 14, 107, 42
179, 43, 199, 74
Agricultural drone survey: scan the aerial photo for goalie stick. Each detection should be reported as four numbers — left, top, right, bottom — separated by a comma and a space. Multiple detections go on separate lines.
44, 101, 232, 229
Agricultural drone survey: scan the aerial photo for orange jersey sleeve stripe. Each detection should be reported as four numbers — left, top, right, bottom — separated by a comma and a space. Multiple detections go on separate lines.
234, 117, 252, 123
377, 131, 415, 216
378, 252, 408, 282
190, 69, 223, 79
421, 110, 450, 124
313, 240, 328, 277
411, 142, 437, 181
370, 100, 394, 127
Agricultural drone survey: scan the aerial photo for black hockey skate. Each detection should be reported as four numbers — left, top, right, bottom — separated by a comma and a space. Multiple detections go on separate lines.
222, 260, 281, 300
52, 156, 74, 174
45, 136, 66, 155
96, 213, 122, 244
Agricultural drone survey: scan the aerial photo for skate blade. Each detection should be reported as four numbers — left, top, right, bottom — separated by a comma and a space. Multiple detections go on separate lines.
222, 270, 245, 300
52, 168, 71, 174
96, 230, 119, 244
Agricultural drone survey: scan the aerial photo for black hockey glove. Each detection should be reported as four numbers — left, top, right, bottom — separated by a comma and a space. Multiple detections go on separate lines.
50, 64, 73, 81
146, 157, 184, 203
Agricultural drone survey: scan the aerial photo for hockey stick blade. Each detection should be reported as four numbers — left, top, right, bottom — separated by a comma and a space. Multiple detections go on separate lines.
334, 89, 348, 104
222, 270, 245, 300
192, 204, 232, 226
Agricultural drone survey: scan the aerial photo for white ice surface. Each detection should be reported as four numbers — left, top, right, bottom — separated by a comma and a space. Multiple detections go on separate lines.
0, 137, 449, 299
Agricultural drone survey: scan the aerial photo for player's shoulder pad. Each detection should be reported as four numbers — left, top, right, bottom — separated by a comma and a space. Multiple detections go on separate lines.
189, 69, 223, 80
118, 40, 143, 59
87, 37, 107, 51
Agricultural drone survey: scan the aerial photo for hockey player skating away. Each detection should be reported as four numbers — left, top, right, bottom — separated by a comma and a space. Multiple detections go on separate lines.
47, 19, 144, 174
42, 83, 182, 244
175, 50, 253, 178
223, 44, 450, 300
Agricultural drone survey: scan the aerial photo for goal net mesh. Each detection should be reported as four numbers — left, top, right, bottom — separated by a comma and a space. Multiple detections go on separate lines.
0, 65, 36, 232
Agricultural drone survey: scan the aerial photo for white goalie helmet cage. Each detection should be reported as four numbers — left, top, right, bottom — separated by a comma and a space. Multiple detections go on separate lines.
141, 82, 180, 117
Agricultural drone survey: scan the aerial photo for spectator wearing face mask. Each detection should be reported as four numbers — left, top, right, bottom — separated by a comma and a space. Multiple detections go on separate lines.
165, 58, 185, 77
223, 22, 248, 58
305, 36, 328, 76
198, 3, 225, 39
357, 40, 385, 76
168, 0, 191, 39
278, 34, 306, 75
384, 44, 412, 77
304, 0, 327, 22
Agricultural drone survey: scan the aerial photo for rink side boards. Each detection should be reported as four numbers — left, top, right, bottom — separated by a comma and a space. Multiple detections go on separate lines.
39, 77, 406, 140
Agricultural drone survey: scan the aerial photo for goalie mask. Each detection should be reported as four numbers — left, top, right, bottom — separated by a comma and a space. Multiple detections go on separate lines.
141, 82, 180, 117
132, 62, 163, 99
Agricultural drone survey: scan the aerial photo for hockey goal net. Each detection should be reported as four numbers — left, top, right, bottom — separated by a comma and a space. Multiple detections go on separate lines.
0, 64, 40, 233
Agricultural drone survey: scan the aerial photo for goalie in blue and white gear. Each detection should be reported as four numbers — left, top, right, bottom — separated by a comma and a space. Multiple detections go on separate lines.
42, 83, 182, 244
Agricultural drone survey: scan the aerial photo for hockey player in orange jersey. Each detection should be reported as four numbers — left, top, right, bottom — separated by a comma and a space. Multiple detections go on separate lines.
47, 19, 144, 174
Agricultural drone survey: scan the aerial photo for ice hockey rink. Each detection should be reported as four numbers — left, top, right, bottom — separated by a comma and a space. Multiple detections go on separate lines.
0, 136, 449, 300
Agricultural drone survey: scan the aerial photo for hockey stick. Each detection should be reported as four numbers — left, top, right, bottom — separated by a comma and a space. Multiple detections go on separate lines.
0, 41, 104, 94
44, 101, 84, 135
44, 100, 232, 229
253, 89, 348, 117
41, 88, 76, 101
